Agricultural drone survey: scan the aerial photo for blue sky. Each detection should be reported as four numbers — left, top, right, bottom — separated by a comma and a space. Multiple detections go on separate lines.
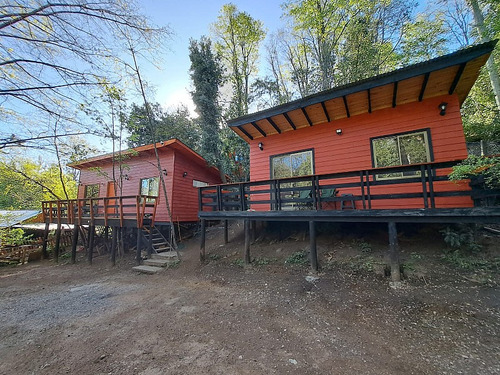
138, 0, 284, 115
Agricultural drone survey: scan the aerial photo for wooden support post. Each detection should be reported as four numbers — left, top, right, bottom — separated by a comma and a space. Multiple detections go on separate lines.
42, 222, 50, 259
147, 226, 153, 257
244, 219, 251, 265
136, 228, 142, 265
88, 225, 95, 265
111, 226, 118, 266
54, 222, 62, 263
309, 221, 318, 272
200, 219, 206, 262
388, 222, 401, 282
250, 220, 256, 243
224, 220, 229, 244
71, 224, 79, 264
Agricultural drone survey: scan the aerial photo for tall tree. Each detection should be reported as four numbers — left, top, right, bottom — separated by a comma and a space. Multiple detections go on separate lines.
0, 0, 169, 151
211, 3, 266, 117
188, 37, 227, 182
126, 103, 201, 151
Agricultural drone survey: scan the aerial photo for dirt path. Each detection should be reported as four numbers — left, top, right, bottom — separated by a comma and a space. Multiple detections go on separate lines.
0, 224, 499, 374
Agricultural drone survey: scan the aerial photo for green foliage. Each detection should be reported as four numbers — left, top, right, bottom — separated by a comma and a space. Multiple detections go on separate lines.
0, 227, 32, 247
126, 103, 200, 151
449, 155, 500, 189
232, 258, 245, 267
253, 257, 276, 266
208, 253, 221, 261
441, 250, 498, 272
440, 225, 482, 253
352, 239, 372, 253
0, 157, 77, 209
285, 250, 309, 265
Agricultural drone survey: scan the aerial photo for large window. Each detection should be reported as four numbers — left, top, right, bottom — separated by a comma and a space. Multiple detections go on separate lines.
371, 129, 432, 179
271, 150, 314, 179
84, 184, 100, 198
140, 177, 159, 201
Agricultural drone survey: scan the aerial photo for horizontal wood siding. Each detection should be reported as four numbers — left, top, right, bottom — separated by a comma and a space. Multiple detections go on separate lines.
78, 148, 175, 221
249, 95, 472, 209
170, 151, 222, 222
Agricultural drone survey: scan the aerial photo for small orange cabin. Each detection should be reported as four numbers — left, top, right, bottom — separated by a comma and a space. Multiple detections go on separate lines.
72, 139, 222, 223
223, 41, 496, 211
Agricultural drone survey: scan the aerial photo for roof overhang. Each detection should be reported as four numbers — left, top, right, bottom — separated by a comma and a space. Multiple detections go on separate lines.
228, 40, 497, 142
69, 139, 219, 176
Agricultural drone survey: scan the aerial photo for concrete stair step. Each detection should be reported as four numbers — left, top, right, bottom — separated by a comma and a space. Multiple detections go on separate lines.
132, 265, 163, 274
143, 258, 170, 267
152, 251, 178, 260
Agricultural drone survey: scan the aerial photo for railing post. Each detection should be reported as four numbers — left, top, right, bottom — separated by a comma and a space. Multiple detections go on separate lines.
198, 187, 203, 212
216, 185, 222, 211
311, 176, 318, 210
420, 165, 429, 208
427, 165, 436, 208
277, 181, 282, 211
239, 184, 246, 211
360, 171, 366, 209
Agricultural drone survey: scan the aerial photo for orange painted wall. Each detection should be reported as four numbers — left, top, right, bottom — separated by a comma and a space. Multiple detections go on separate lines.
77, 148, 221, 223
248, 94, 472, 209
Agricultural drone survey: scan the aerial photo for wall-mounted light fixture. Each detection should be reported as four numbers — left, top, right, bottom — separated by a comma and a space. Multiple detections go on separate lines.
183, 172, 188, 177
258, 142, 264, 151
439, 102, 448, 116
162, 169, 167, 176
124, 174, 129, 180
336, 129, 343, 135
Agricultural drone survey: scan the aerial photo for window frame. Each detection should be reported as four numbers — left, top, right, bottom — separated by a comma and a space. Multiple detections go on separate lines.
139, 176, 160, 202
269, 148, 315, 179
370, 128, 434, 180
84, 184, 100, 198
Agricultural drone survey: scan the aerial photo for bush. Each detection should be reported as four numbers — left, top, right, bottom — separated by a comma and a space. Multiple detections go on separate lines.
449, 155, 500, 189
0, 228, 31, 246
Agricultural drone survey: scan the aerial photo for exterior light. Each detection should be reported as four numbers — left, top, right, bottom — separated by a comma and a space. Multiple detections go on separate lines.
258, 142, 264, 151
439, 102, 448, 116
183, 172, 188, 177
124, 174, 129, 180
336, 129, 343, 135
162, 169, 167, 175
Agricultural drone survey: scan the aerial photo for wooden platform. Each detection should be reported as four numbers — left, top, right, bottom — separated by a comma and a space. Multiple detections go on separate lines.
199, 207, 500, 224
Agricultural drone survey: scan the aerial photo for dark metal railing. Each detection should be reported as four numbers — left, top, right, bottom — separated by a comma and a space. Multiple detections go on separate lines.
42, 195, 158, 228
199, 160, 474, 212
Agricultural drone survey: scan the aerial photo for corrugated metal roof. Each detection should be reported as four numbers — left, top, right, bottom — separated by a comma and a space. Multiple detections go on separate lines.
0, 210, 41, 227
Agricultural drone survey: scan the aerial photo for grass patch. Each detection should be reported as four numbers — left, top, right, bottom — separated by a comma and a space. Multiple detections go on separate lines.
441, 250, 499, 272
285, 250, 309, 266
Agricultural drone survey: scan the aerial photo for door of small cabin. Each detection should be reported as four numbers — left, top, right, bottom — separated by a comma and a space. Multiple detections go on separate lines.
106, 181, 117, 215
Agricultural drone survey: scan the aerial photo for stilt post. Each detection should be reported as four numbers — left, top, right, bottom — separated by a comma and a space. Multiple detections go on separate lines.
111, 226, 118, 266
309, 221, 318, 272
224, 220, 229, 244
54, 222, 62, 263
136, 228, 142, 265
388, 222, 401, 282
42, 221, 50, 259
87, 225, 95, 264
200, 219, 206, 262
71, 224, 79, 264
147, 226, 153, 257
244, 219, 251, 264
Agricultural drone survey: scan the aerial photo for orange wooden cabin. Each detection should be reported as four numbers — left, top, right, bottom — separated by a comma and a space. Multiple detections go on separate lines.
71, 139, 222, 225
199, 41, 499, 214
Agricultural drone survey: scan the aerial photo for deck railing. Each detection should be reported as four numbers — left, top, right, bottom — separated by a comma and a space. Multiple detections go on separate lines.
42, 195, 158, 228
199, 160, 480, 213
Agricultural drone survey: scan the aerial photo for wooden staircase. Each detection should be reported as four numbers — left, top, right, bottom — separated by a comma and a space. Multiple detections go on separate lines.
132, 226, 178, 274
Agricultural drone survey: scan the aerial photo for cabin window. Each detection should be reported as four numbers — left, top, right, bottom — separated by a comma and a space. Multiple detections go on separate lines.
84, 184, 100, 198
271, 150, 314, 179
140, 177, 159, 202
193, 180, 209, 188
371, 129, 432, 179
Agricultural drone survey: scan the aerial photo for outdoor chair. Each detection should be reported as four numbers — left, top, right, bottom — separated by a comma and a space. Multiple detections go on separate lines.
340, 193, 356, 210
320, 188, 337, 210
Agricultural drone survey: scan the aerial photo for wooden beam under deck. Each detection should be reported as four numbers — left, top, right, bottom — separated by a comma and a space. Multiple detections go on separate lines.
199, 207, 500, 224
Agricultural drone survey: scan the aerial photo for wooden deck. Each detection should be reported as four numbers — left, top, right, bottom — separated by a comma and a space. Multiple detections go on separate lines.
198, 160, 500, 224
42, 195, 158, 228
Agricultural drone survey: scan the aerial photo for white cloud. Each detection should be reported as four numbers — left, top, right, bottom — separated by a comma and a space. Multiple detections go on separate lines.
162, 87, 198, 118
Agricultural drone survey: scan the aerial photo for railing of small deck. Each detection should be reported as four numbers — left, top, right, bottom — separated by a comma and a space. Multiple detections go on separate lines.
42, 195, 158, 228
199, 160, 476, 212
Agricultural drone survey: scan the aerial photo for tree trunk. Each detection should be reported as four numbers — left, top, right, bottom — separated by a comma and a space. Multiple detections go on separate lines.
469, 0, 500, 111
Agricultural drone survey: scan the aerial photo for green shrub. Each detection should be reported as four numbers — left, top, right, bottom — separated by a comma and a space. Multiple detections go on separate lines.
285, 250, 309, 265
449, 155, 500, 189
0, 228, 32, 246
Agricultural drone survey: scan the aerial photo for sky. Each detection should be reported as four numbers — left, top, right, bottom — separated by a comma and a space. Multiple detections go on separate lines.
137, 0, 284, 117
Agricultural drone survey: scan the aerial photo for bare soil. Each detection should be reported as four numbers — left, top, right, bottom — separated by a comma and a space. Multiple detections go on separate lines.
0, 222, 499, 375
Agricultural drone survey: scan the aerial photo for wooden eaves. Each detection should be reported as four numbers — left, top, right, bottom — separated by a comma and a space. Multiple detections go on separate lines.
228, 40, 497, 142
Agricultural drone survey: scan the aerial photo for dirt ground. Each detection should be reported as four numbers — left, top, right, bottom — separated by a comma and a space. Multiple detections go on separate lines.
0, 222, 499, 375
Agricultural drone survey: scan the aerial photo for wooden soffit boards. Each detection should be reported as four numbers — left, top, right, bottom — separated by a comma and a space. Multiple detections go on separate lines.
228, 40, 497, 142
